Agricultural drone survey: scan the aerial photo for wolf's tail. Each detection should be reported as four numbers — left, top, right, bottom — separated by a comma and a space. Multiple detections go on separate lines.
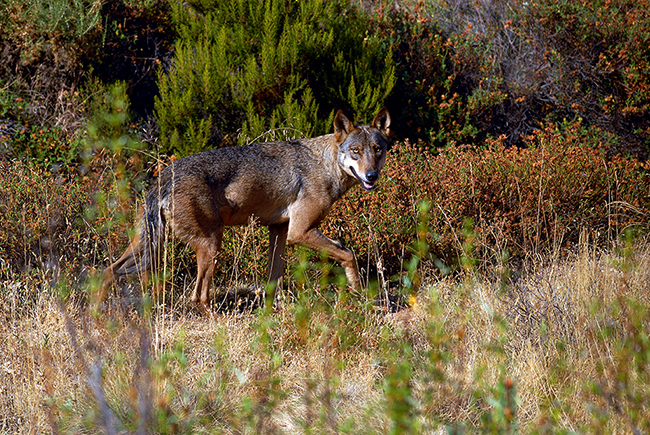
113, 182, 167, 278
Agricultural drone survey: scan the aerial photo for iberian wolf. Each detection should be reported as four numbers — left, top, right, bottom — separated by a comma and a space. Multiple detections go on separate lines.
102, 108, 391, 308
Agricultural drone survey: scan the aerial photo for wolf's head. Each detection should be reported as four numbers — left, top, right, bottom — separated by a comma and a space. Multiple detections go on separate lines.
335, 108, 391, 191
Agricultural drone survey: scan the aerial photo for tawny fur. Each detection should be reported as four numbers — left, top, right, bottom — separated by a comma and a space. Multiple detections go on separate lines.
102, 108, 391, 309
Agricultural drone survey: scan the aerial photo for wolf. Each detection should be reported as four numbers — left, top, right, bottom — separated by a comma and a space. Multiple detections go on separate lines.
101, 108, 391, 308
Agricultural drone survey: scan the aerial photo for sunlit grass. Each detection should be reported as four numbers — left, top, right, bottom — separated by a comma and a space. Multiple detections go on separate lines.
2, 229, 649, 433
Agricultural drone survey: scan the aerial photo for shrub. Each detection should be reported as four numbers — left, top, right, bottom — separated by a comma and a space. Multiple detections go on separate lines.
0, 160, 92, 276
0, 82, 147, 290
424, 0, 650, 152
323, 119, 650, 275
378, 4, 457, 145
0, 0, 101, 66
369, 0, 650, 152
0, 0, 102, 133
0, 0, 173, 153
8, 126, 84, 171
154, 0, 395, 156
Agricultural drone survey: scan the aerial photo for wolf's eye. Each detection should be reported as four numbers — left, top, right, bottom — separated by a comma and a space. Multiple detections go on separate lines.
375, 147, 382, 155
352, 148, 360, 154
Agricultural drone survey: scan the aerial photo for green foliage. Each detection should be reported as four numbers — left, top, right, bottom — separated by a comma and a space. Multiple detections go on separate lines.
11, 125, 84, 170
376, 2, 506, 146
0, 82, 85, 171
154, 0, 395, 156
30, 0, 101, 38
0, 0, 101, 65
0, 82, 146, 284
585, 295, 650, 434
522, 0, 650, 126
0, 83, 28, 119
384, 355, 419, 434
86, 80, 141, 154
82, 81, 151, 274
372, 0, 650, 150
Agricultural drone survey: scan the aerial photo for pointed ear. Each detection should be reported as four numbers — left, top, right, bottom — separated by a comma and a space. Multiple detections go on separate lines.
334, 110, 354, 142
372, 107, 391, 136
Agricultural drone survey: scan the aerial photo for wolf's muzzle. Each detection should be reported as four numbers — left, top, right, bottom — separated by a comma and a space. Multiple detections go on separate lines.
350, 166, 379, 191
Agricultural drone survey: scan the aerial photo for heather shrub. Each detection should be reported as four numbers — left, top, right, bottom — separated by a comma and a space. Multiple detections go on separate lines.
8, 125, 84, 171
0, 153, 144, 297
372, 0, 650, 152
520, 0, 650, 148
324, 119, 650, 275
0, 83, 149, 301
373, 2, 502, 147
0, 0, 102, 139
0, 76, 87, 169
442, 0, 649, 151
0, 160, 93, 278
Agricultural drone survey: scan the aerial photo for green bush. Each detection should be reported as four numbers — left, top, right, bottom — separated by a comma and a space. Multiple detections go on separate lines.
10, 125, 84, 170
154, 0, 395, 156
0, 83, 146, 282
0, 78, 86, 171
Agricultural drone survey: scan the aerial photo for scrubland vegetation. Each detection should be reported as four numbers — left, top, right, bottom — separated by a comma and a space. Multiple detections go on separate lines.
1, 0, 650, 433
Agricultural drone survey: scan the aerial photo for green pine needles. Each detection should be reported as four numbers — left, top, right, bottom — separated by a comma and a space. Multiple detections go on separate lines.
154, 0, 395, 156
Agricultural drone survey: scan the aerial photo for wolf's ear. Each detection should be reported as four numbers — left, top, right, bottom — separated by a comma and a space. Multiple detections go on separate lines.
334, 110, 354, 142
372, 107, 391, 137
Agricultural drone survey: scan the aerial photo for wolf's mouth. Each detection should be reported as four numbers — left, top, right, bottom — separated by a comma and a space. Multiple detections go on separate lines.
350, 167, 377, 191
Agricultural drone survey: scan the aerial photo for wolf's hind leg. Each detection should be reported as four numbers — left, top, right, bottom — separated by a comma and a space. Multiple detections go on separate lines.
191, 231, 223, 309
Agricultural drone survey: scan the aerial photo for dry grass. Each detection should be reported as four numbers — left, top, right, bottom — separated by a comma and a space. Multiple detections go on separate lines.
1, 233, 649, 433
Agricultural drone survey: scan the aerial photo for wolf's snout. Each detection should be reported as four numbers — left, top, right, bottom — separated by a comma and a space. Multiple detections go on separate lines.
366, 170, 379, 182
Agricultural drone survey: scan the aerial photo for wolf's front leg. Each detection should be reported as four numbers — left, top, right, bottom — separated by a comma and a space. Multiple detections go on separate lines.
267, 223, 289, 299
289, 228, 361, 290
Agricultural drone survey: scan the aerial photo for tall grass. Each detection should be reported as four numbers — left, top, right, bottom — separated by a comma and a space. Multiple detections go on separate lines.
2, 213, 650, 433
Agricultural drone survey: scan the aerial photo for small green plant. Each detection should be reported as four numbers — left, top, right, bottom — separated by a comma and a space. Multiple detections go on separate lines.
84, 81, 144, 236
0, 83, 28, 119
11, 126, 84, 170
583, 236, 650, 434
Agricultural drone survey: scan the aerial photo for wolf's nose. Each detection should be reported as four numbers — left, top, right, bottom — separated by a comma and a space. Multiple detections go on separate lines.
366, 170, 379, 182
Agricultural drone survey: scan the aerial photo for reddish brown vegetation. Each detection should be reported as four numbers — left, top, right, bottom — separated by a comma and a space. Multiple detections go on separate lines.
324, 120, 650, 273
